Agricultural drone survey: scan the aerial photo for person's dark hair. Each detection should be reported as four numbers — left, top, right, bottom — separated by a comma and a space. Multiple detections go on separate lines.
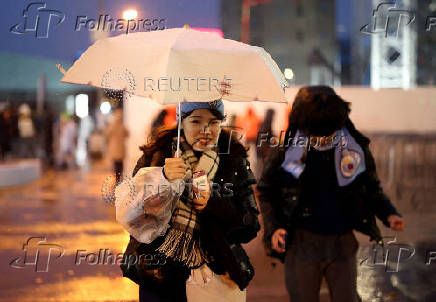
151, 109, 168, 129
287, 86, 351, 136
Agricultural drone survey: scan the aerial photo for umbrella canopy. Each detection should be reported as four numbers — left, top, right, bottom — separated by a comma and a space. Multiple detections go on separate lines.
60, 27, 288, 104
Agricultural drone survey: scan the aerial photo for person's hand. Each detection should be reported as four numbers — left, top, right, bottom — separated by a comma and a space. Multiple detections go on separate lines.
271, 228, 287, 253
388, 215, 405, 231
192, 183, 210, 211
163, 157, 187, 181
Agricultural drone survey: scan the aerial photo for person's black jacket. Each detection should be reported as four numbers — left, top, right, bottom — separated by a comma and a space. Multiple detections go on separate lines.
257, 122, 401, 261
120, 130, 260, 290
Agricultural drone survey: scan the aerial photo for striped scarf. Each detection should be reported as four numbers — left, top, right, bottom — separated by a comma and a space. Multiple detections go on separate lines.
157, 136, 220, 268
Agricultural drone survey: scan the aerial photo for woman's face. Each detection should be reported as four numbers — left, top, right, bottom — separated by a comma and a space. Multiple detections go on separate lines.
181, 109, 222, 152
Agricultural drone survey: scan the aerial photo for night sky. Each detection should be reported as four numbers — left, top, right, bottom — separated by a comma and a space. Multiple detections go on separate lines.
0, 0, 221, 63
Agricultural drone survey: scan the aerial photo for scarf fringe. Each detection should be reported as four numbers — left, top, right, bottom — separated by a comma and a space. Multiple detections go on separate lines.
157, 227, 208, 268
156, 136, 218, 268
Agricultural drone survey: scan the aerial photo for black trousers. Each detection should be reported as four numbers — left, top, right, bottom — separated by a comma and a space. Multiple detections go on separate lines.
284, 228, 362, 302
139, 281, 187, 302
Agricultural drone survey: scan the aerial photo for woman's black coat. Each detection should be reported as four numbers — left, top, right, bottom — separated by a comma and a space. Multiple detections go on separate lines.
120, 130, 260, 291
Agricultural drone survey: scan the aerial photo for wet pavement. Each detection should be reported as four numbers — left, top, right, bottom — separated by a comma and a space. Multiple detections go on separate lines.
0, 163, 137, 302
1, 155, 435, 302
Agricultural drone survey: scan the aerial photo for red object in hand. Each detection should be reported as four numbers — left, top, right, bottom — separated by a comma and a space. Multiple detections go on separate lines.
193, 171, 206, 179
192, 171, 209, 197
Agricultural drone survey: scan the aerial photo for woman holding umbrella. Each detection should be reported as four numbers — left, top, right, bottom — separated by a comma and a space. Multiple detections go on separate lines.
59, 27, 288, 300
116, 100, 260, 302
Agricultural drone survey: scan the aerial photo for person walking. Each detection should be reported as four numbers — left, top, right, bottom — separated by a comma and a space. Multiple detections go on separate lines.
17, 104, 36, 158
257, 108, 276, 174
105, 108, 128, 183
116, 100, 260, 302
235, 107, 260, 176
0, 109, 12, 160
58, 114, 78, 169
257, 86, 405, 302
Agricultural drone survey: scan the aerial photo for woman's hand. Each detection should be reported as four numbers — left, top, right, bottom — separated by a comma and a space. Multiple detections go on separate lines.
192, 184, 210, 211
163, 157, 187, 181
271, 228, 288, 253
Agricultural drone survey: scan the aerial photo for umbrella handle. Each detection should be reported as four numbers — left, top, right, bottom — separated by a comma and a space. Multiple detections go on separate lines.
176, 102, 181, 158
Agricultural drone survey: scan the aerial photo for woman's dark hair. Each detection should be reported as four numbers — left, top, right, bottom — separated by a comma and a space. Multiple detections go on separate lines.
287, 86, 351, 136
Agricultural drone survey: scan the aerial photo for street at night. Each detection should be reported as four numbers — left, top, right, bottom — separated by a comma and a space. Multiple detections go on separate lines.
1, 152, 435, 301
1, 0, 436, 301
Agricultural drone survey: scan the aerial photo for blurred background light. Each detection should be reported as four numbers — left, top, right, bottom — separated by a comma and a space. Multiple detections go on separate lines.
284, 68, 294, 80
100, 101, 112, 115
122, 9, 138, 20
75, 94, 89, 118
66, 95, 75, 115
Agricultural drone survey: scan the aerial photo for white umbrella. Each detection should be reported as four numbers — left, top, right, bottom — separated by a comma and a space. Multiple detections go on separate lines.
58, 27, 289, 153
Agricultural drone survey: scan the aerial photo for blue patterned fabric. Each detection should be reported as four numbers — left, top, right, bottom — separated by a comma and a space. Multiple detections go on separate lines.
281, 127, 366, 187
176, 100, 224, 121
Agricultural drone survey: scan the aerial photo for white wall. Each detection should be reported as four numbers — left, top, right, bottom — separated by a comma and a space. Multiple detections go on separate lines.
124, 87, 436, 173
336, 87, 436, 133
123, 96, 163, 174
